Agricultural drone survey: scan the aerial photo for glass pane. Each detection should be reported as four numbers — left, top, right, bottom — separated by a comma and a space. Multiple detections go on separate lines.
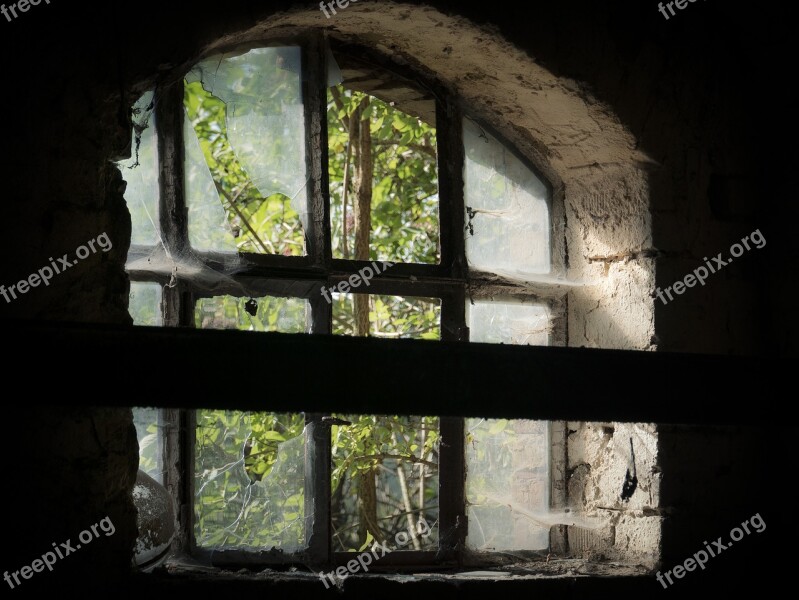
328, 85, 439, 264
464, 119, 550, 278
195, 295, 310, 332
133, 407, 162, 483
468, 300, 550, 346
331, 415, 439, 552
184, 47, 307, 255
195, 411, 306, 550
332, 294, 440, 339
118, 91, 159, 247
129, 282, 162, 326
466, 419, 550, 551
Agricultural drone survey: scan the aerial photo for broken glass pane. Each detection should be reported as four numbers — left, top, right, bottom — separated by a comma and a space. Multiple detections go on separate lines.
184, 47, 307, 256
119, 92, 159, 247
129, 282, 162, 326
332, 294, 440, 339
183, 109, 237, 253
195, 411, 306, 550
331, 415, 439, 552
133, 407, 163, 484
464, 119, 550, 279
328, 86, 440, 264
194, 295, 310, 332
468, 300, 550, 346
466, 419, 550, 551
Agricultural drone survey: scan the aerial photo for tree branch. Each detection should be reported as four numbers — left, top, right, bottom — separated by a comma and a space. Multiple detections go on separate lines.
353, 453, 438, 469
373, 140, 437, 159
214, 181, 274, 254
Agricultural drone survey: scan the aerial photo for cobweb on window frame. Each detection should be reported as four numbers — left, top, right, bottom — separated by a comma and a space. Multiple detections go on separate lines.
117, 45, 347, 319
465, 419, 607, 553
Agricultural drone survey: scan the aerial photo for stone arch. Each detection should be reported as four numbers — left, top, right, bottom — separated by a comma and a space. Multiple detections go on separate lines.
172, 2, 656, 351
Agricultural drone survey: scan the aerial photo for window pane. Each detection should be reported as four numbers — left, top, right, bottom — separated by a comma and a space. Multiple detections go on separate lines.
119, 91, 159, 247
133, 407, 162, 483
464, 119, 550, 278
195, 411, 306, 550
328, 85, 440, 264
466, 419, 550, 551
195, 295, 310, 333
332, 294, 440, 339
184, 47, 307, 256
468, 300, 550, 346
129, 282, 162, 326
331, 415, 439, 552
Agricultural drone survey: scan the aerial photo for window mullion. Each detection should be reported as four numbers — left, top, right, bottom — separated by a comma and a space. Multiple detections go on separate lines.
156, 80, 188, 256
436, 99, 467, 282
155, 282, 193, 328
441, 291, 468, 342
439, 416, 466, 564
305, 413, 332, 567
156, 81, 188, 327
436, 99, 468, 342
303, 35, 333, 270
163, 408, 194, 555
304, 35, 333, 336
310, 284, 333, 334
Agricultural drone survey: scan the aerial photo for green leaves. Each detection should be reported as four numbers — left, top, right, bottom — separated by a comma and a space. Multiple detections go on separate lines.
331, 415, 439, 551
194, 411, 306, 550
332, 294, 441, 340
327, 85, 440, 265
184, 80, 305, 255
194, 295, 308, 333
358, 531, 375, 552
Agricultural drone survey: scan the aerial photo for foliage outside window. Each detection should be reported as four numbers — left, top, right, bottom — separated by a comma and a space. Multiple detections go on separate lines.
123, 34, 560, 568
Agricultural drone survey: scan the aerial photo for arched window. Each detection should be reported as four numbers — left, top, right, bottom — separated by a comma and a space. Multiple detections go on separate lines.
123, 36, 563, 344
122, 32, 589, 570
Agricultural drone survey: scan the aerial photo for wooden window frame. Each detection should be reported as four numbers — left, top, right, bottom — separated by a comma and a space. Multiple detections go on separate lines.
129, 31, 563, 571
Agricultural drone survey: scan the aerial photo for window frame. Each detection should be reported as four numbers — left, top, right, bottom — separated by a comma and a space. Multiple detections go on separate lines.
129, 31, 565, 571
159, 409, 563, 570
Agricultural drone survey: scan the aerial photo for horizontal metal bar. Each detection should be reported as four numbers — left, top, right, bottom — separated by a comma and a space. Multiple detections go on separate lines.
2, 319, 784, 424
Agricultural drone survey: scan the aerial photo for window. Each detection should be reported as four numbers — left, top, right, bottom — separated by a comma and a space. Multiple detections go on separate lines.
122, 33, 566, 570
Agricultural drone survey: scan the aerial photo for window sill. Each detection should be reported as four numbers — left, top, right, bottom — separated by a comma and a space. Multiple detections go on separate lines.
148, 555, 650, 583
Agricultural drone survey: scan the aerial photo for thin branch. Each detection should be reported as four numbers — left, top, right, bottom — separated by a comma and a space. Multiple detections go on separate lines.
352, 453, 438, 469
393, 433, 421, 549
342, 117, 354, 259
332, 506, 440, 540
373, 140, 437, 159
214, 181, 274, 254
419, 426, 426, 523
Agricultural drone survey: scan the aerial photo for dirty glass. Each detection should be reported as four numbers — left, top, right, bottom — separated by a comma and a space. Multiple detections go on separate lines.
466, 419, 550, 551
119, 91, 159, 247
468, 300, 550, 346
184, 47, 308, 256
464, 119, 550, 279
328, 86, 440, 264
331, 415, 439, 552
332, 294, 440, 340
133, 407, 163, 484
194, 411, 306, 550
129, 282, 162, 326
194, 295, 310, 333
